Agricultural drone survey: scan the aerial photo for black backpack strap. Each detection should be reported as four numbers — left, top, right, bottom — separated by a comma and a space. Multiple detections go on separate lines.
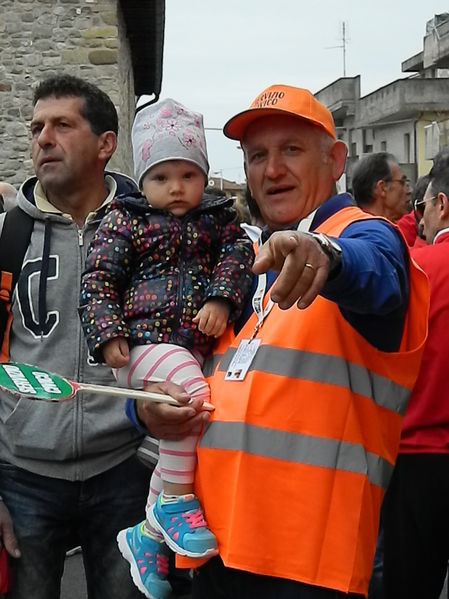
0, 207, 34, 360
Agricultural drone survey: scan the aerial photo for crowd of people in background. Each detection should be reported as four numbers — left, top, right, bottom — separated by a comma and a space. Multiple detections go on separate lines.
0, 75, 447, 599
348, 150, 449, 599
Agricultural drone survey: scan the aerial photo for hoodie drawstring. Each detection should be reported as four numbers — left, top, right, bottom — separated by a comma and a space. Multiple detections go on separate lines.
38, 218, 52, 339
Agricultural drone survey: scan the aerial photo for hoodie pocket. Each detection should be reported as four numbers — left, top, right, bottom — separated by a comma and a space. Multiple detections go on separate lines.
3, 395, 75, 461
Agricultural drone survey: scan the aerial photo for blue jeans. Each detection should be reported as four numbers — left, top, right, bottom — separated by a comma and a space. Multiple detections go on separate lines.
0, 456, 150, 599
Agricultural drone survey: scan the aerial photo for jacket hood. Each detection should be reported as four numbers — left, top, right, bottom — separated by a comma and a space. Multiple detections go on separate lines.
17, 170, 138, 221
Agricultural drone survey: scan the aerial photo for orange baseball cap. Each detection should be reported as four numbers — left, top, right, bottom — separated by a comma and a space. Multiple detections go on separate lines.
223, 84, 336, 141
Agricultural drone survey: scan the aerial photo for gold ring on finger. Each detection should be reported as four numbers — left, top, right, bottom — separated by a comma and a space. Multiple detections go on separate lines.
304, 262, 315, 273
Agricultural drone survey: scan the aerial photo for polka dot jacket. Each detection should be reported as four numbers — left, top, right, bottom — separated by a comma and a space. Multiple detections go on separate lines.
79, 192, 255, 363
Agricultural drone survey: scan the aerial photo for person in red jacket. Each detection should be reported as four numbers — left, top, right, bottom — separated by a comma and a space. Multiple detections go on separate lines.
382, 158, 449, 598
352, 152, 411, 223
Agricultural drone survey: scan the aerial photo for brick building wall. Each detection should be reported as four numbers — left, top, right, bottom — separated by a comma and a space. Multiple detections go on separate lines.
0, 0, 137, 188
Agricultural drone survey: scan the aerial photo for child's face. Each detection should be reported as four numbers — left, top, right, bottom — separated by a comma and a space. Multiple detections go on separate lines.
142, 160, 205, 217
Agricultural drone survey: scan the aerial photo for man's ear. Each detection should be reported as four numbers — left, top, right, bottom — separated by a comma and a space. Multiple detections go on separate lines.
438, 192, 449, 218
374, 178, 388, 199
98, 131, 117, 162
329, 140, 348, 181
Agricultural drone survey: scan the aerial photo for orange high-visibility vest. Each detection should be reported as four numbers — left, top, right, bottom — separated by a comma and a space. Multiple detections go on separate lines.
180, 206, 428, 595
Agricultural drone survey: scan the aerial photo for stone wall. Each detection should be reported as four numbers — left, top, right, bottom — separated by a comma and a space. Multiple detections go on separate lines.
0, 0, 136, 189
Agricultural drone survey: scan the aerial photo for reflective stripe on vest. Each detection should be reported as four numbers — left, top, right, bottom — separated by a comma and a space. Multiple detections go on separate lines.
206, 344, 410, 416
200, 420, 394, 489
177, 205, 430, 593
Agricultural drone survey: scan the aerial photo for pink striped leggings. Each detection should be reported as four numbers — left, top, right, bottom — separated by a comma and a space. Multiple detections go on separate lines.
114, 343, 209, 517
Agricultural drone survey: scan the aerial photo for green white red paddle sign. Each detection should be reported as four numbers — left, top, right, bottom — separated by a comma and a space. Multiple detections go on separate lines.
0, 362, 214, 410
0, 362, 74, 401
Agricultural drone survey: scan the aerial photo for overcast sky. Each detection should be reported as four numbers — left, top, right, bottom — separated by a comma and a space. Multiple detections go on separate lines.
155, 1, 449, 183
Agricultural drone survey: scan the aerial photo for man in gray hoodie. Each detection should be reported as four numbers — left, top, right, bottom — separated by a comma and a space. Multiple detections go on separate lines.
0, 74, 202, 599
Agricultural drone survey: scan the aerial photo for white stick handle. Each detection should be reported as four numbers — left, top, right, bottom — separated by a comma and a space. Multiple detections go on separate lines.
78, 382, 214, 410
78, 382, 180, 405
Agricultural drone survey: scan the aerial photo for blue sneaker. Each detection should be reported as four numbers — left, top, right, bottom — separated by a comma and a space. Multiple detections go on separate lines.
117, 522, 171, 599
148, 494, 218, 558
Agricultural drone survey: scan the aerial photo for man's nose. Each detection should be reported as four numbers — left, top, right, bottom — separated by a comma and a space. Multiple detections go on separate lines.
265, 152, 286, 179
37, 124, 55, 147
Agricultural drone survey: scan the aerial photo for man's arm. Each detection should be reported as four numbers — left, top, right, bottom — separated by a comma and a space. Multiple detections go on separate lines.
321, 219, 408, 314
253, 218, 409, 351
253, 219, 408, 314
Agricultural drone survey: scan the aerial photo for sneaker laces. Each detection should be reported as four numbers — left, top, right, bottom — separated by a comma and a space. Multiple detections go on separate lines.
182, 508, 207, 529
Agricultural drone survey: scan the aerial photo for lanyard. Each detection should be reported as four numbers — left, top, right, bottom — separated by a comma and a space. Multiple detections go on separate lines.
250, 209, 317, 339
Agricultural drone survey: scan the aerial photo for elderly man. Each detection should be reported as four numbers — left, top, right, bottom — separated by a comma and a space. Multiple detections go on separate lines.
352, 152, 411, 223
381, 159, 449, 599
132, 84, 428, 599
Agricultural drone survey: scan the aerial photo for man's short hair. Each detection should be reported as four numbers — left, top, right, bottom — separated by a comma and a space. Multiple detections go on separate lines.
33, 73, 118, 137
428, 151, 449, 197
411, 175, 430, 205
432, 146, 449, 173
352, 152, 397, 206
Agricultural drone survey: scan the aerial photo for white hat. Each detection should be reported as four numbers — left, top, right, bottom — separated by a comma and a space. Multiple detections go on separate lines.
132, 98, 209, 188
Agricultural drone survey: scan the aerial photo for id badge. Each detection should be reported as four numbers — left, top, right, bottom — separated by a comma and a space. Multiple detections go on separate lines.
224, 339, 261, 381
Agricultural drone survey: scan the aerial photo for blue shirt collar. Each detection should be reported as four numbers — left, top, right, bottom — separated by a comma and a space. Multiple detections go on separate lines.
261, 193, 354, 242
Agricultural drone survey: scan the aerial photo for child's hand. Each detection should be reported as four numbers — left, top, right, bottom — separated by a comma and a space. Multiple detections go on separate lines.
193, 299, 230, 338
102, 337, 130, 368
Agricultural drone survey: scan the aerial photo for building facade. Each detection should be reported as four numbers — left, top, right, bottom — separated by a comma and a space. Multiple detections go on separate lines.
207, 176, 245, 203
315, 13, 449, 189
0, 0, 164, 187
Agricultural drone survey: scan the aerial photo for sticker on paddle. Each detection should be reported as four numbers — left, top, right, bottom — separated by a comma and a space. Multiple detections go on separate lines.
0, 362, 214, 410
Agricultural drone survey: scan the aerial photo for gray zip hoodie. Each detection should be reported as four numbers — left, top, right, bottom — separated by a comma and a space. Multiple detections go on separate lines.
0, 173, 144, 481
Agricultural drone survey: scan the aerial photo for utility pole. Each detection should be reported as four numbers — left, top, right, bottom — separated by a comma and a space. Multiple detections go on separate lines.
342, 21, 347, 77
326, 21, 348, 77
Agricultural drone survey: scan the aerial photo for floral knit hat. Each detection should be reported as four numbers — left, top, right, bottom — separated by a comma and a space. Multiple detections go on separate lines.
132, 98, 210, 188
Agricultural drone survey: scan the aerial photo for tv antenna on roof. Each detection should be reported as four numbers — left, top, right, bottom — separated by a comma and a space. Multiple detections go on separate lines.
326, 21, 349, 77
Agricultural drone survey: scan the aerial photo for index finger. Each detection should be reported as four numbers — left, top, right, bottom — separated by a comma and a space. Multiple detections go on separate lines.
268, 233, 330, 309
252, 233, 300, 274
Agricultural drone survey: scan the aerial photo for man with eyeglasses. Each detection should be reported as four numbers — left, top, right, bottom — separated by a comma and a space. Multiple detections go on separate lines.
352, 152, 411, 223
413, 184, 438, 236
381, 158, 449, 599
